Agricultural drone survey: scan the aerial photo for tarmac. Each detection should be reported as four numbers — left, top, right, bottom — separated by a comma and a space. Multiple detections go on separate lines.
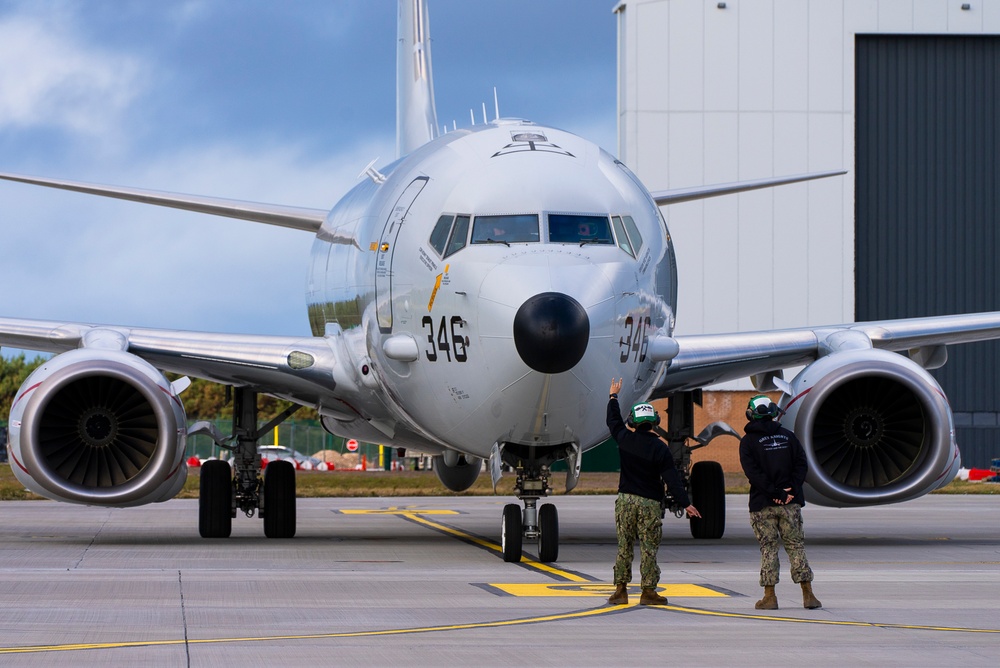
0, 493, 997, 666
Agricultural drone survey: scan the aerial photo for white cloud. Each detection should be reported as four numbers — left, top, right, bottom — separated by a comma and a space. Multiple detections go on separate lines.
0, 3, 398, 341
0, 13, 146, 135
0, 134, 394, 338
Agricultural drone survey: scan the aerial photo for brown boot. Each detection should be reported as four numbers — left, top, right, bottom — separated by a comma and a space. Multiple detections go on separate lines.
755, 585, 778, 610
607, 583, 628, 605
639, 587, 668, 605
801, 582, 822, 609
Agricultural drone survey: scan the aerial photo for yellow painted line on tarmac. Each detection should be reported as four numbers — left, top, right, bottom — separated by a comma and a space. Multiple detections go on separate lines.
5, 601, 996, 655
336, 506, 590, 582
661, 604, 1000, 633
484, 583, 727, 598
339, 509, 459, 515
400, 511, 591, 582
0, 604, 635, 655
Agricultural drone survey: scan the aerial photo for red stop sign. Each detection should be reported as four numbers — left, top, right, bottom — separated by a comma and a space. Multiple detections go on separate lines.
346, 439, 359, 452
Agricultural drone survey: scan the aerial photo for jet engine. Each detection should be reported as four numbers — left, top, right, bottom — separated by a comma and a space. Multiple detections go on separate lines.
433, 451, 483, 491
7, 349, 189, 507
781, 348, 961, 508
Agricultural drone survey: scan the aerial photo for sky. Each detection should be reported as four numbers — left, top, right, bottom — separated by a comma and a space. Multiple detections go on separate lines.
0, 0, 618, 355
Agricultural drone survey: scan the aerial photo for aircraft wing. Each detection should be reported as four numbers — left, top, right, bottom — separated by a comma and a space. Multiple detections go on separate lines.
0, 316, 359, 414
0, 172, 328, 232
654, 311, 1000, 395
649, 170, 845, 206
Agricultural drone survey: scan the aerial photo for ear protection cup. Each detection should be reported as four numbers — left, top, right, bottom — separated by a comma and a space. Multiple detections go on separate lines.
746, 394, 779, 420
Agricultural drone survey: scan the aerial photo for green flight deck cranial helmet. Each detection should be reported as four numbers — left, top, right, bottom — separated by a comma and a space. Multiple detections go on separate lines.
628, 402, 660, 428
746, 394, 779, 421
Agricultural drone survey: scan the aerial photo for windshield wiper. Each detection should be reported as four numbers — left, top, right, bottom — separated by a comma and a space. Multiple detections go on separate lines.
484, 238, 510, 247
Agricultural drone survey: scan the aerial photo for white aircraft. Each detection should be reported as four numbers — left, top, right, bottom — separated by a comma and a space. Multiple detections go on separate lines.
3, 1, 1000, 563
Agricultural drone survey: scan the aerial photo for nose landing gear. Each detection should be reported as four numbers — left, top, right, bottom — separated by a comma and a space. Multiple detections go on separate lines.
498, 464, 560, 563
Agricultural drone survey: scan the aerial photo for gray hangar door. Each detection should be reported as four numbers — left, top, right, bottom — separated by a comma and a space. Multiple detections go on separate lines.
855, 34, 1000, 469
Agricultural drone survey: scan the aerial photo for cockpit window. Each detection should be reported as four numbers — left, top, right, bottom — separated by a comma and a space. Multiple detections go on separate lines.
549, 214, 614, 245
445, 215, 471, 257
622, 215, 643, 254
429, 215, 453, 256
611, 216, 634, 257
471, 214, 539, 244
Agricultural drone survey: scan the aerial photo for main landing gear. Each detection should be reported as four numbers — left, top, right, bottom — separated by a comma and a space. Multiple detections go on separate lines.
196, 387, 301, 539
656, 390, 737, 539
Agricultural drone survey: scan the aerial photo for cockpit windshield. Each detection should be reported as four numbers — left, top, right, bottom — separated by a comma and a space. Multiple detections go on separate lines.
471, 214, 539, 244
548, 214, 614, 245
429, 211, 640, 259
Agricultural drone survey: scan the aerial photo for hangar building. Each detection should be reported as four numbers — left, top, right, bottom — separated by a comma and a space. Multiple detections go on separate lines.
615, 0, 1000, 467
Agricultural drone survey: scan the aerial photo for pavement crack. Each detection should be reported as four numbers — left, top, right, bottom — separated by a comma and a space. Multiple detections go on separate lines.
178, 570, 191, 667
70, 511, 112, 570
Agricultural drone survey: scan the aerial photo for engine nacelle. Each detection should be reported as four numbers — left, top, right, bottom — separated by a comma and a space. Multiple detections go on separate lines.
433, 452, 483, 492
781, 348, 960, 507
8, 349, 189, 507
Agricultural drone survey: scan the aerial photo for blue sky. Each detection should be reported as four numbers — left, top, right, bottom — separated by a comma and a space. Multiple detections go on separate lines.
0, 0, 618, 353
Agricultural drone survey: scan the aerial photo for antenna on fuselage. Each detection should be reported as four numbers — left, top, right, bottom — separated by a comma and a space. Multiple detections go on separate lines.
360, 158, 387, 185
469, 90, 499, 128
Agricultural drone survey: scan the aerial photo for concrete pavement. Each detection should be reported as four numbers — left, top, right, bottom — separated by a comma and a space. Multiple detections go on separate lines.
0, 494, 997, 666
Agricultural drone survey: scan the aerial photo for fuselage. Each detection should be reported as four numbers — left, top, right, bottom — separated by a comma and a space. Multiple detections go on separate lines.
307, 120, 677, 459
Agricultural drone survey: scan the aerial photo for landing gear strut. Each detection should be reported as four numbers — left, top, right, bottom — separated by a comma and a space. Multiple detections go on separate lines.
656, 390, 735, 539
197, 387, 300, 539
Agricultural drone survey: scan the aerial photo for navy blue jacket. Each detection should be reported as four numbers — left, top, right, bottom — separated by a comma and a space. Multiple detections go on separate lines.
607, 398, 690, 506
739, 418, 808, 512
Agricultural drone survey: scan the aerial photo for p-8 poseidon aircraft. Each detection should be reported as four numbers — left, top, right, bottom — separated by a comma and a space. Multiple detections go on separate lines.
3, 1, 1000, 564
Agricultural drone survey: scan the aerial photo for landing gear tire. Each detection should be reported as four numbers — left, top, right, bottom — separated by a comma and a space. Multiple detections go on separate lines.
689, 460, 725, 539
538, 503, 559, 563
263, 460, 296, 539
501, 503, 523, 562
199, 459, 232, 538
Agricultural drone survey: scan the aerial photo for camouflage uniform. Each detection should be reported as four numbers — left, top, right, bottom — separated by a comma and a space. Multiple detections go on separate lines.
606, 396, 689, 592
613, 493, 663, 588
740, 412, 816, 590
749, 503, 813, 586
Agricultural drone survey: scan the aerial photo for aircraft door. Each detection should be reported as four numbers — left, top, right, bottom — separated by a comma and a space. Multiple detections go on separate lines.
375, 176, 428, 333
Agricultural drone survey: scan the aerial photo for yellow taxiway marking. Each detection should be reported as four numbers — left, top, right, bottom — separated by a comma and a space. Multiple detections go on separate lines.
339, 508, 459, 515
3, 601, 999, 655
0, 605, 633, 655
663, 604, 1000, 633
485, 583, 727, 598
337, 507, 590, 582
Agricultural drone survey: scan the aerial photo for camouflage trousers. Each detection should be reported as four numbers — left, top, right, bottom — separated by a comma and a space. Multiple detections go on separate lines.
749, 504, 814, 587
613, 493, 663, 588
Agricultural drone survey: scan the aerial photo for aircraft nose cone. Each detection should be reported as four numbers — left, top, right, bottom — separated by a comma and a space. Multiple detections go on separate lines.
513, 292, 590, 374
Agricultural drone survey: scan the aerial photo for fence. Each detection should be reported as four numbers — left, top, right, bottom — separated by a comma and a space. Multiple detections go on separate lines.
184, 419, 397, 469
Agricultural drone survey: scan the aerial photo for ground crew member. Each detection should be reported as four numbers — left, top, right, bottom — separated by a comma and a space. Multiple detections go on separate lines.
606, 378, 700, 606
739, 394, 821, 610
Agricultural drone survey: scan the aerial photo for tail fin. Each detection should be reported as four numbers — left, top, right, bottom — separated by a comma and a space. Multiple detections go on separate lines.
396, 0, 439, 158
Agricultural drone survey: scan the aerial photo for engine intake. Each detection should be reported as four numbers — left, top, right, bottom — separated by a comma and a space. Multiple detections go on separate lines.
9, 349, 188, 506
782, 349, 958, 507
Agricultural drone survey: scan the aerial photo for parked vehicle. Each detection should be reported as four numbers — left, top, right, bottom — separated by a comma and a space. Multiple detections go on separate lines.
256, 445, 321, 468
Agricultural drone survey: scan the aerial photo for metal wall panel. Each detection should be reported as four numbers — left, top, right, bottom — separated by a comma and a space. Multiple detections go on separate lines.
856, 35, 1000, 467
